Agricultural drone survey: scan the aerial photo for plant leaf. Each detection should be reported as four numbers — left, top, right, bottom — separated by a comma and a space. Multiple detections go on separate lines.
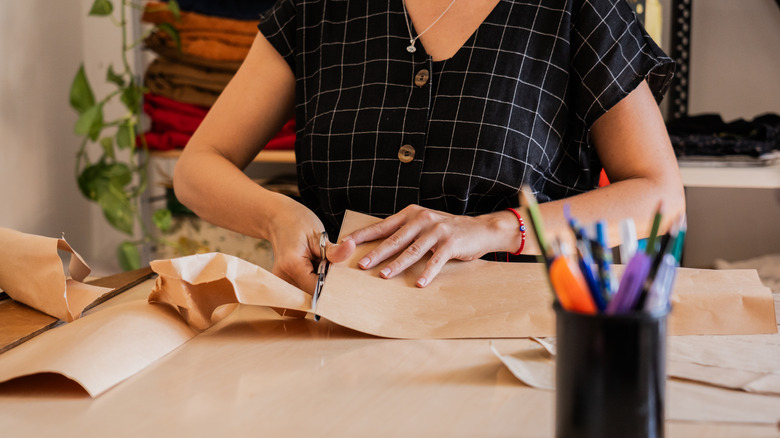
100, 137, 115, 159
167, 0, 181, 21
120, 80, 143, 114
77, 161, 130, 200
118, 241, 141, 271
116, 121, 134, 149
88, 0, 113, 16
106, 64, 125, 87
99, 185, 135, 235
152, 208, 172, 232
69, 64, 95, 114
156, 22, 181, 51
74, 103, 105, 141
77, 162, 135, 235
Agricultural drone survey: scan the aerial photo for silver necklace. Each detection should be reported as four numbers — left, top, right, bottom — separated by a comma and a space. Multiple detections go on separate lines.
401, 0, 458, 53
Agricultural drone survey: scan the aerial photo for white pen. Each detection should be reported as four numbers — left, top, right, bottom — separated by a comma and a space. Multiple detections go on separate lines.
619, 218, 637, 264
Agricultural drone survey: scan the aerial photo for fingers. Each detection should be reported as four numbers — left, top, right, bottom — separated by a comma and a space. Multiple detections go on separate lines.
357, 220, 423, 270
347, 211, 409, 245
273, 255, 319, 295
376, 231, 437, 280
326, 237, 356, 263
416, 251, 449, 288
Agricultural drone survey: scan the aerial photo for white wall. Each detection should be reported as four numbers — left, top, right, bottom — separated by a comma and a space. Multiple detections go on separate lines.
688, 0, 780, 120
1, 1, 779, 274
0, 0, 125, 275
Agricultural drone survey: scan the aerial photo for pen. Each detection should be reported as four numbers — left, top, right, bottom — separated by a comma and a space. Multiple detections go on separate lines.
563, 205, 606, 311
520, 186, 552, 263
643, 253, 677, 315
671, 214, 687, 264
594, 220, 616, 300
606, 251, 652, 314
619, 218, 637, 264
645, 202, 663, 256
549, 254, 597, 314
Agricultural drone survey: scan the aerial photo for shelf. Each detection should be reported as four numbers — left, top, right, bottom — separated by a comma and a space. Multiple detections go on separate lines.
679, 162, 780, 189
150, 149, 296, 164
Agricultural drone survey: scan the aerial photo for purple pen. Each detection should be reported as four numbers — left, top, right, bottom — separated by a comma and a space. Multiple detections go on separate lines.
606, 252, 652, 314
643, 253, 677, 315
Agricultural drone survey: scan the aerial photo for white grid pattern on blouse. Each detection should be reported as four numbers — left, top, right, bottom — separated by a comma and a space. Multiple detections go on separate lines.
259, 0, 673, 235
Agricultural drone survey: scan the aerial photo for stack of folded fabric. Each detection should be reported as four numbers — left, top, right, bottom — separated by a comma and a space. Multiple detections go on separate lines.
140, 0, 292, 151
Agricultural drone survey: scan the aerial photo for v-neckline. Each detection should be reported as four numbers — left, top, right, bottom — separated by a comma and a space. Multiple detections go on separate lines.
406, 0, 503, 63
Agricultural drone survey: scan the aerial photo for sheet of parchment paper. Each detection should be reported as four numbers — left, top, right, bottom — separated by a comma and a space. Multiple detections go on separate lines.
0, 227, 111, 322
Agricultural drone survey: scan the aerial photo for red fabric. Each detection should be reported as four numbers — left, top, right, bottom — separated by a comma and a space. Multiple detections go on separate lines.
144, 101, 207, 133
264, 119, 296, 150
141, 93, 296, 151
144, 131, 192, 150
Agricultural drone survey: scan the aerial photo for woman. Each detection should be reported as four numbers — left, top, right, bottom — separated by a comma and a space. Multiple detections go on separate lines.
173, 0, 685, 293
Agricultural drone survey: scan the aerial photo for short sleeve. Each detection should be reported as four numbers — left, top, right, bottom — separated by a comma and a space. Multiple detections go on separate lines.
570, 0, 675, 128
257, 0, 297, 72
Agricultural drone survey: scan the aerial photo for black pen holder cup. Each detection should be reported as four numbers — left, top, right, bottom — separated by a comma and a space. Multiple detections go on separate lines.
554, 303, 668, 438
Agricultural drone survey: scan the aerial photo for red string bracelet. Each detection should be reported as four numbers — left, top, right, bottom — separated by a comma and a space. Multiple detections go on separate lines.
506, 207, 527, 255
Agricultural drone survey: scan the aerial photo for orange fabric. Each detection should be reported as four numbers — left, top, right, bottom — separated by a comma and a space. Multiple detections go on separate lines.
142, 2, 259, 35
143, 2, 258, 61
598, 169, 610, 187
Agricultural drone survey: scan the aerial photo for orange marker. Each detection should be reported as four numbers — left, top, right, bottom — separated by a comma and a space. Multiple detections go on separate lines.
549, 256, 597, 314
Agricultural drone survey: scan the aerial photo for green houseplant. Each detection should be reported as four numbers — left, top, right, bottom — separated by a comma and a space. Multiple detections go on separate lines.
69, 0, 180, 270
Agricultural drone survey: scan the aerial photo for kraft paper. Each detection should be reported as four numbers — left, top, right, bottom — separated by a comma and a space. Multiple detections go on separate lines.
0, 211, 777, 404
491, 339, 780, 424
145, 210, 776, 338
0, 227, 111, 322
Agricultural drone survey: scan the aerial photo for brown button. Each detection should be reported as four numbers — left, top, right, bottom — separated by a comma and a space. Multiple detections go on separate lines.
414, 69, 430, 87
398, 144, 415, 163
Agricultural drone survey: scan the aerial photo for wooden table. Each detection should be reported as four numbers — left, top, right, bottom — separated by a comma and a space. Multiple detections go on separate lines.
0, 279, 778, 437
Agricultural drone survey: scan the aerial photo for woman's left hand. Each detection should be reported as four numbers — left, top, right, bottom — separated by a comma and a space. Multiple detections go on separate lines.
342, 205, 520, 287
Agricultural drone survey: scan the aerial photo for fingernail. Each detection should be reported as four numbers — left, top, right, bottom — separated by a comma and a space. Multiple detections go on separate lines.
358, 257, 370, 269
380, 267, 391, 278
340, 235, 353, 243
417, 277, 428, 287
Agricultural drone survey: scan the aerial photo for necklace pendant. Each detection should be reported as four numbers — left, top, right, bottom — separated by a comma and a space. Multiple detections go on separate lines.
407, 39, 417, 53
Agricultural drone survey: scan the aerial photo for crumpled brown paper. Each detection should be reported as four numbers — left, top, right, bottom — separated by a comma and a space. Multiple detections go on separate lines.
149, 252, 311, 331
0, 227, 111, 322
147, 211, 777, 339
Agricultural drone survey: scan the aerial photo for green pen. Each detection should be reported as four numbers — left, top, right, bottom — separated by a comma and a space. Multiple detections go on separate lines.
520, 185, 549, 258
645, 201, 663, 256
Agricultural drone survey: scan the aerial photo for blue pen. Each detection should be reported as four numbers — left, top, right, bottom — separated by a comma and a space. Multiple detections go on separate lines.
594, 221, 617, 300
576, 241, 607, 311
563, 206, 607, 311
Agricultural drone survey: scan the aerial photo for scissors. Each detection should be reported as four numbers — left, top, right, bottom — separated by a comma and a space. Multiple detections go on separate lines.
311, 231, 330, 321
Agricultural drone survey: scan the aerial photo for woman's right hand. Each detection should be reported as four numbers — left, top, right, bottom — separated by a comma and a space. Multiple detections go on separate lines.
266, 201, 355, 295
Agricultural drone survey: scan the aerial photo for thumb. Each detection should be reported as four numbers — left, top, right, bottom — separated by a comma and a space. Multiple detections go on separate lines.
326, 236, 356, 263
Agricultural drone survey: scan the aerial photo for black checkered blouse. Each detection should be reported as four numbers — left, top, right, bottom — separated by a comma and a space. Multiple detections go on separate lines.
258, 0, 674, 237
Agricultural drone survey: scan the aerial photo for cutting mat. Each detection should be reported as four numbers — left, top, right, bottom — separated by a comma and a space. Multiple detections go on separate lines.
0, 267, 154, 354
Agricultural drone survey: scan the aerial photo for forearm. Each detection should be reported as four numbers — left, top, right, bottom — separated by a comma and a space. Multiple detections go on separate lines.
173, 148, 299, 241
477, 173, 685, 258
496, 81, 686, 255
535, 176, 685, 253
